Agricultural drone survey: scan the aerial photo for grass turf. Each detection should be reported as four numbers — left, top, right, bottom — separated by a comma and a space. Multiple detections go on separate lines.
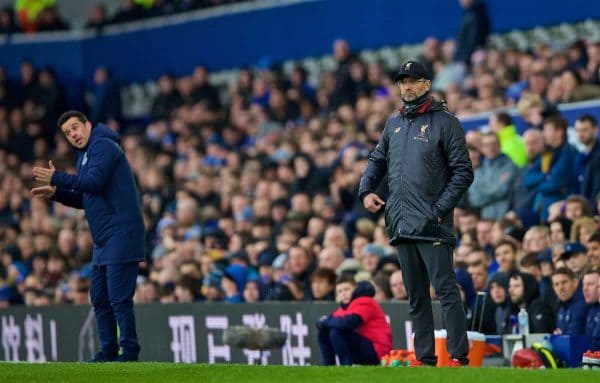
0, 363, 596, 383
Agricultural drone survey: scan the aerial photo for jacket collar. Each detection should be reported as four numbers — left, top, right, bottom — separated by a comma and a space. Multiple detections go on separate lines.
399, 94, 434, 117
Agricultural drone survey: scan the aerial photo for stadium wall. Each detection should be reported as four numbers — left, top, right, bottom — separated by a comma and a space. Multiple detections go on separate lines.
461, 99, 600, 133
0, 301, 442, 363
0, 0, 597, 85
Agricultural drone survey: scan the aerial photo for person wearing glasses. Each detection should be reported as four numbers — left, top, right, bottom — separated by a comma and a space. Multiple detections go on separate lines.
359, 60, 473, 367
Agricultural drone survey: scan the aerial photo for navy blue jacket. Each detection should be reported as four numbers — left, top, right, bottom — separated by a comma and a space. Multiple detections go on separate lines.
586, 304, 600, 347
556, 284, 590, 335
523, 142, 576, 221
51, 124, 145, 265
575, 140, 600, 203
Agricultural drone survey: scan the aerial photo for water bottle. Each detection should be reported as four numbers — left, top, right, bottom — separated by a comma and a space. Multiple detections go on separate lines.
518, 307, 530, 335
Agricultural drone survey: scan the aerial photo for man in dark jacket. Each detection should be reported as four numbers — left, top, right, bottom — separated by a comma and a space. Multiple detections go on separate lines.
32, 111, 144, 362
507, 272, 555, 333
330, 39, 356, 110
455, 0, 490, 64
582, 268, 599, 349
488, 272, 511, 335
523, 115, 576, 222
552, 267, 589, 335
574, 114, 600, 205
359, 60, 474, 366
151, 74, 183, 121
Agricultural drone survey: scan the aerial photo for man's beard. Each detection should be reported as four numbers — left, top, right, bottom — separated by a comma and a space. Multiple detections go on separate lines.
511, 296, 524, 306
403, 91, 422, 102
403, 92, 418, 102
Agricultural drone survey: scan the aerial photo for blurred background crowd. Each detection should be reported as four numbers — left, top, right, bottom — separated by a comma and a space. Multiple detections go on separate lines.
0, 0, 599, 339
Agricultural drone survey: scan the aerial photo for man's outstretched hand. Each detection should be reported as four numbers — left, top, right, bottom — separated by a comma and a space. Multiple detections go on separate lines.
362, 193, 385, 213
31, 185, 56, 199
32, 161, 55, 185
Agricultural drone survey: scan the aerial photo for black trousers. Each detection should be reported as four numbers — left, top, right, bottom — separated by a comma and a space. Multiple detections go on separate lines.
396, 240, 468, 365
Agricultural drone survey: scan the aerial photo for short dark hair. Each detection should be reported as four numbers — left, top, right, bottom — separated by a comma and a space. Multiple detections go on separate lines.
57, 110, 88, 130
583, 266, 599, 277
552, 267, 577, 280
577, 114, 598, 127
543, 114, 568, 133
461, 208, 480, 218
496, 238, 517, 254
565, 195, 593, 217
519, 252, 540, 268
588, 231, 600, 245
495, 112, 513, 126
176, 274, 199, 295
254, 217, 273, 227
495, 217, 518, 231
482, 132, 500, 143
312, 267, 336, 286
468, 260, 487, 272
335, 274, 356, 286
454, 261, 468, 270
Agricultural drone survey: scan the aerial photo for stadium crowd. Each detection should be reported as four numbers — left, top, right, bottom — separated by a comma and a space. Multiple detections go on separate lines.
0, 10, 599, 343
0, 0, 249, 34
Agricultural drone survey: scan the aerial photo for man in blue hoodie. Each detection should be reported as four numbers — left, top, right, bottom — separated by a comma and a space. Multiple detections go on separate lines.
31, 111, 144, 362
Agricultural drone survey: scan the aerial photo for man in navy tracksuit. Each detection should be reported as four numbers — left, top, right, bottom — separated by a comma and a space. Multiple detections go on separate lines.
552, 267, 589, 336
32, 111, 144, 362
582, 268, 599, 349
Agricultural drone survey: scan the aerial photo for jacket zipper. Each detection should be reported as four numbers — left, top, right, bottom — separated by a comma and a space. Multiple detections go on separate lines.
399, 117, 412, 234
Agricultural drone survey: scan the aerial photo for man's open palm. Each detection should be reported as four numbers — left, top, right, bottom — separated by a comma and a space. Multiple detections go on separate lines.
32, 160, 55, 185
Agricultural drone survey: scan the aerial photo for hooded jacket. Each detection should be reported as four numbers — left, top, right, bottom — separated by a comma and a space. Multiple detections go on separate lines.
506, 273, 555, 334
359, 98, 473, 245
223, 264, 248, 303
51, 124, 145, 265
488, 272, 511, 334
497, 124, 527, 168
328, 281, 392, 358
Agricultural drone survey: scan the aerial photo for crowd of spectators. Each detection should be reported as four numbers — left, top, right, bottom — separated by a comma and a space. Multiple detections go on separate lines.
0, 13, 599, 343
0, 0, 250, 34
